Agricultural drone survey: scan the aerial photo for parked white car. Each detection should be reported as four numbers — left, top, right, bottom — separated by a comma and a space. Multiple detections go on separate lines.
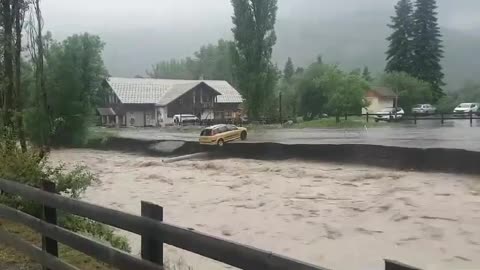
453, 103, 479, 115
412, 104, 436, 114
375, 107, 405, 122
173, 114, 199, 125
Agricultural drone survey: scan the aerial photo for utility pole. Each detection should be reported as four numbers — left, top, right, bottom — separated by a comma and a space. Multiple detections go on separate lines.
279, 92, 283, 125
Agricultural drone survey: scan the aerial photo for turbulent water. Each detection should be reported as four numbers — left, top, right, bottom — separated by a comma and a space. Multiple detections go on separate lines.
50, 149, 480, 270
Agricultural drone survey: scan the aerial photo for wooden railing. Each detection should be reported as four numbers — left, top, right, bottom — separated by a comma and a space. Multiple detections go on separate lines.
360, 111, 480, 126
0, 178, 421, 270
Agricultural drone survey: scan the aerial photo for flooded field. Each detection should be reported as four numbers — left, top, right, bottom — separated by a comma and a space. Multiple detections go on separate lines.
50, 149, 480, 270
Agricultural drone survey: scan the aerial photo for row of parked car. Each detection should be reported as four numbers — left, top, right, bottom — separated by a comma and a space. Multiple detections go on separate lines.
374, 103, 480, 122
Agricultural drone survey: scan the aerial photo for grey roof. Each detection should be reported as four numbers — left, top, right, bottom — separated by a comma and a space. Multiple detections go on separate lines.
370, 87, 396, 98
106, 77, 243, 105
157, 82, 221, 106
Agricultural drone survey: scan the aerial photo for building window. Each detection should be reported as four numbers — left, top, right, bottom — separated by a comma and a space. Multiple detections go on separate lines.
178, 98, 183, 105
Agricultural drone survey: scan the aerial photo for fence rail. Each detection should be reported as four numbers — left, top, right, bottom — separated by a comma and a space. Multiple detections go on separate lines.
360, 112, 480, 126
0, 178, 421, 270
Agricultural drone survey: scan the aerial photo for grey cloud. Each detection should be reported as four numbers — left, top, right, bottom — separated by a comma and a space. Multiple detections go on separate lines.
41, 0, 480, 88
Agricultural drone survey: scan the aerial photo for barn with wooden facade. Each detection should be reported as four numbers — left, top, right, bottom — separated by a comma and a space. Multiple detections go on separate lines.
97, 77, 243, 127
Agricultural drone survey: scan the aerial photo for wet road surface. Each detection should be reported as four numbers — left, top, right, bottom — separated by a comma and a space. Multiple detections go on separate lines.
115, 119, 480, 151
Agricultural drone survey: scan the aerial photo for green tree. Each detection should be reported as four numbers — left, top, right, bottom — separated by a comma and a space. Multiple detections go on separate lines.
147, 58, 196, 80
193, 39, 235, 83
13, 0, 28, 152
26, 33, 108, 146
435, 93, 458, 113
2, 0, 14, 129
437, 81, 480, 113
26, 0, 53, 155
455, 81, 480, 102
298, 64, 325, 120
283, 57, 294, 82
325, 71, 369, 117
380, 71, 432, 112
277, 70, 302, 120
412, 0, 444, 100
296, 63, 330, 120
278, 82, 296, 119
386, 0, 414, 74
362, 66, 373, 82
316, 55, 323, 64
295, 67, 305, 74
148, 39, 236, 84
231, 0, 278, 119
297, 63, 368, 120
350, 68, 361, 76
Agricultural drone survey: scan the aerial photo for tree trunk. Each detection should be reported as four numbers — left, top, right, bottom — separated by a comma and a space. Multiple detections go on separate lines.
13, 0, 26, 152
34, 0, 51, 155
2, 0, 14, 129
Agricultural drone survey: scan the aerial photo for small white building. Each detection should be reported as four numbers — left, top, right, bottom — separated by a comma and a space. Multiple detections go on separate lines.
363, 87, 396, 113
97, 77, 243, 127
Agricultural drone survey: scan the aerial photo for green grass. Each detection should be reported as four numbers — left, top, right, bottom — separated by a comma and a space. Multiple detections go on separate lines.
0, 219, 114, 270
244, 117, 386, 130
294, 116, 386, 129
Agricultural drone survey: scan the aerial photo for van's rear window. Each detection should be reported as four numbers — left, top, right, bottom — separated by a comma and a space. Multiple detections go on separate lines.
201, 129, 212, 136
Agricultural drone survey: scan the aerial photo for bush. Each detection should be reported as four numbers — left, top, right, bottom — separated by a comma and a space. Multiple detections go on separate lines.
436, 94, 458, 113
379, 72, 433, 113
0, 135, 130, 251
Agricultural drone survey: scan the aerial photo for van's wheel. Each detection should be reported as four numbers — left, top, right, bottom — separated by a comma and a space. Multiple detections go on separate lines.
241, 131, 247, 141
217, 139, 224, 147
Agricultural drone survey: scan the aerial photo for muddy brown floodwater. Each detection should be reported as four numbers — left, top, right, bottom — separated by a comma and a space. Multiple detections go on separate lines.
50, 149, 480, 270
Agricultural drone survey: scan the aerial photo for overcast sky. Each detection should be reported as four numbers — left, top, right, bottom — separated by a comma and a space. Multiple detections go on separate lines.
40, 0, 480, 86
42, 0, 480, 34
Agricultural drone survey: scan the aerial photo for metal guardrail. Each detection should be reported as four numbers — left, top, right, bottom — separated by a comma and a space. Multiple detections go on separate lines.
0, 178, 422, 270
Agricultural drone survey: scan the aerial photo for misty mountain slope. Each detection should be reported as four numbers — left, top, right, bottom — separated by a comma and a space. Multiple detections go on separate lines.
102, 26, 231, 77
274, 12, 480, 89
442, 28, 480, 88
274, 10, 390, 72
99, 7, 480, 90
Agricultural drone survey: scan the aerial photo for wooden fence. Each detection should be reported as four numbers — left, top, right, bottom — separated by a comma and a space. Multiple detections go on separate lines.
0, 178, 421, 270
363, 112, 479, 125
196, 112, 480, 127
335, 112, 479, 126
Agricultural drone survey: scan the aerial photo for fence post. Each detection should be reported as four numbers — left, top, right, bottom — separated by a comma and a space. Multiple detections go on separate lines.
366, 112, 369, 123
413, 113, 417, 125
344, 113, 347, 121
141, 201, 164, 266
441, 113, 444, 125
470, 111, 473, 127
41, 181, 58, 270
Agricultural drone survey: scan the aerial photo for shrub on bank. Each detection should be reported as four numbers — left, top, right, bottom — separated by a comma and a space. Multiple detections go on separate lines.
0, 134, 130, 252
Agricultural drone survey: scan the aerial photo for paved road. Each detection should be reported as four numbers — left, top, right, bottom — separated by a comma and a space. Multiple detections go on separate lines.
115, 119, 480, 151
